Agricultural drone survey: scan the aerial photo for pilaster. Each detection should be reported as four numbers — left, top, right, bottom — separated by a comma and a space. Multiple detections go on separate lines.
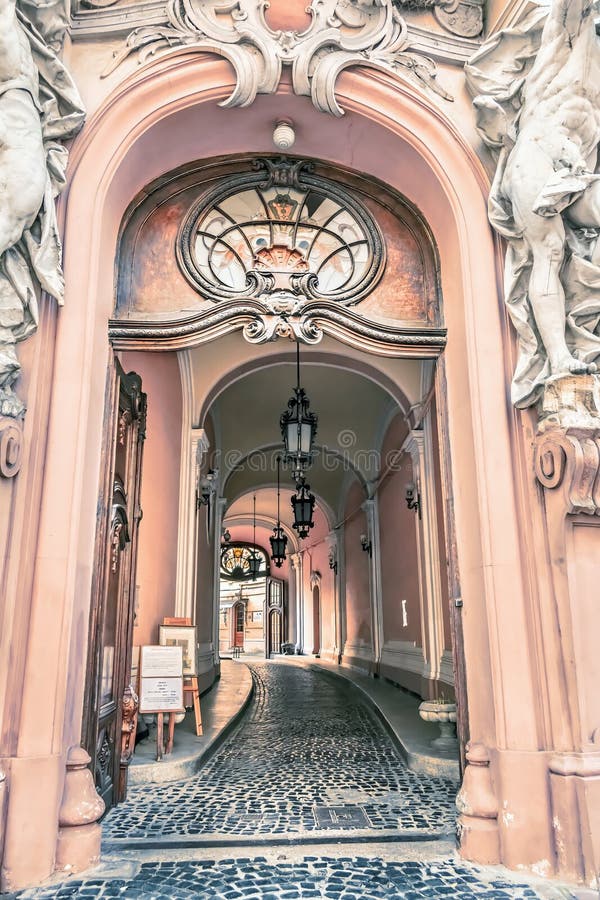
326, 531, 342, 662
532, 374, 600, 886
175, 425, 209, 620
212, 498, 228, 667
405, 428, 445, 686
361, 498, 383, 672
290, 552, 304, 654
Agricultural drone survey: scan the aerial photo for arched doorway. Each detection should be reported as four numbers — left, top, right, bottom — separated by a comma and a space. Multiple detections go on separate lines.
232, 601, 245, 651
15, 46, 545, 887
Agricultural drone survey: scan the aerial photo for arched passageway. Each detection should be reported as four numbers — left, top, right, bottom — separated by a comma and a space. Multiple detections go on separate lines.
2, 16, 565, 889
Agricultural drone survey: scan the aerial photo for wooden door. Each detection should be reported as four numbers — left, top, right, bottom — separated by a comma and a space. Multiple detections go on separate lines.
233, 603, 245, 648
83, 360, 146, 811
268, 609, 282, 655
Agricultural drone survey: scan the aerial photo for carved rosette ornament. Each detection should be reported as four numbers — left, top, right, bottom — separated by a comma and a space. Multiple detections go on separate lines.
104, 0, 453, 109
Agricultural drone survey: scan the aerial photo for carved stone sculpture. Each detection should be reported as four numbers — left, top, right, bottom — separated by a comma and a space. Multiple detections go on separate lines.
466, 0, 600, 408
0, 0, 85, 421
393, 0, 483, 38
104, 0, 453, 113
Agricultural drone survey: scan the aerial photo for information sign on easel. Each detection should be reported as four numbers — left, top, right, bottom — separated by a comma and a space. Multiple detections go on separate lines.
139, 645, 184, 760
161, 617, 203, 737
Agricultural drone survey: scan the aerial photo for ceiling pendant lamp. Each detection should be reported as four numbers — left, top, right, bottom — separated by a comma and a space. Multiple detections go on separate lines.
270, 456, 288, 568
248, 494, 261, 580
280, 341, 318, 480
291, 476, 315, 540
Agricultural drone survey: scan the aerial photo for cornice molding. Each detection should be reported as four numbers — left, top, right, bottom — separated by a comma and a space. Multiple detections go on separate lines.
108, 301, 447, 357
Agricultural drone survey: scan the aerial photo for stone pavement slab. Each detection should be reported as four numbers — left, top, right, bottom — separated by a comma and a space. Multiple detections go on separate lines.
129, 659, 253, 785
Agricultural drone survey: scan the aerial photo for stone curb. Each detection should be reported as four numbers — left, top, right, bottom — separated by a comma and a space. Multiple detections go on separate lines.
127, 662, 254, 786
306, 662, 460, 782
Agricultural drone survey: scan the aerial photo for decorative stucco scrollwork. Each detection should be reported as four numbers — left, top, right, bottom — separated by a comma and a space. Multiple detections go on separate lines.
534, 375, 600, 514
534, 429, 600, 515
102, 0, 453, 110
0, 417, 23, 478
392, 0, 483, 38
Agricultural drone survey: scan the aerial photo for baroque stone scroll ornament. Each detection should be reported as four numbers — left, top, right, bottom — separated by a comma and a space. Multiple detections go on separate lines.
393, 0, 483, 39
0, 0, 85, 424
466, 0, 600, 409
102, 0, 453, 112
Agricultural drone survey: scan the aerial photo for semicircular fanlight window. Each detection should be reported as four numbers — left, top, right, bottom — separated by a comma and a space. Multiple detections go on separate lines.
220, 544, 269, 581
179, 160, 385, 306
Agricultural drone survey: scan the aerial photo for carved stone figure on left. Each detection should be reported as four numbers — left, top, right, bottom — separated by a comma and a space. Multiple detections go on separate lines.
0, 0, 84, 419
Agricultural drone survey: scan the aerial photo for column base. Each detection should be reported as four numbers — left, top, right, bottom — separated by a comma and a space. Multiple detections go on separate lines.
550, 753, 600, 888
457, 814, 500, 864
56, 823, 102, 874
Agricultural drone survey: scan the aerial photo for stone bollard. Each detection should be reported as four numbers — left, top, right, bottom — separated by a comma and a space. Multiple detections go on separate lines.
456, 742, 500, 864
55, 747, 105, 874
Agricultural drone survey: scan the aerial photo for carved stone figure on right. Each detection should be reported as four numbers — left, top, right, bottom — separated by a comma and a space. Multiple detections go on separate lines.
467, 0, 600, 407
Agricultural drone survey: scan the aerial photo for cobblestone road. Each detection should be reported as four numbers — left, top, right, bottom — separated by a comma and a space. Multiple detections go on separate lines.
15, 663, 577, 899
18, 854, 574, 900
103, 663, 457, 841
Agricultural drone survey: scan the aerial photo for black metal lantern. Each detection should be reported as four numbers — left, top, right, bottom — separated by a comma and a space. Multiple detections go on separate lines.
248, 494, 261, 579
280, 342, 317, 476
291, 477, 315, 540
270, 456, 288, 568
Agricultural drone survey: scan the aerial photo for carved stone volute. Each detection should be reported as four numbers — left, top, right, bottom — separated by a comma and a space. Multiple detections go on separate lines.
534, 375, 600, 516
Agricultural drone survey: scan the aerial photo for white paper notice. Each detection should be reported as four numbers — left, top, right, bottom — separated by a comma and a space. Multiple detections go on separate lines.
140, 645, 183, 678
139, 677, 184, 713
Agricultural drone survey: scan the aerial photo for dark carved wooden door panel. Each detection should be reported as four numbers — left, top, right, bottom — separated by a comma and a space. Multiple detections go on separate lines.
83, 360, 146, 812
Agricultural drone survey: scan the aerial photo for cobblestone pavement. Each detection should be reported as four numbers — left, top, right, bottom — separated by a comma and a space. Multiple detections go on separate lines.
15, 664, 578, 899
17, 854, 575, 899
103, 663, 457, 841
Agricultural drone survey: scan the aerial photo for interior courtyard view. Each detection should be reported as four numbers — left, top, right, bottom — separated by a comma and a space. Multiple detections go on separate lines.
2, 0, 600, 897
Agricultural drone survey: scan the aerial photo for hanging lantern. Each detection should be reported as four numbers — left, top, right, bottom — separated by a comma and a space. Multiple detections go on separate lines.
280, 342, 317, 476
270, 525, 288, 569
291, 477, 315, 540
270, 456, 288, 567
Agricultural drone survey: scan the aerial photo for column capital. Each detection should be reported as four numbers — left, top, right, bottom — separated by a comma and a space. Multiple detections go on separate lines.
404, 428, 425, 465
290, 552, 303, 571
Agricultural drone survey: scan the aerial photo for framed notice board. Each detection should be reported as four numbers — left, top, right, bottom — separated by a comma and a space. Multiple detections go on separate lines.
139, 645, 185, 714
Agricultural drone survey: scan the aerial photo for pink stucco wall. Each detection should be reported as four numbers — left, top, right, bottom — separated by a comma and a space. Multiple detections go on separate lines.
343, 480, 371, 655
378, 415, 421, 647
120, 350, 182, 646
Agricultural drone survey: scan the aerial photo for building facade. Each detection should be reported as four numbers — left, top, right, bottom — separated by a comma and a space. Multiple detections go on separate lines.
1, 0, 599, 892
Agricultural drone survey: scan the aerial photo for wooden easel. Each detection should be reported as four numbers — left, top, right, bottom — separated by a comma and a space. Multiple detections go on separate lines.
162, 617, 203, 736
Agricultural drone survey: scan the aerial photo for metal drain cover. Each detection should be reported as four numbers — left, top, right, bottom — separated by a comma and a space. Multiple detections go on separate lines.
313, 805, 371, 828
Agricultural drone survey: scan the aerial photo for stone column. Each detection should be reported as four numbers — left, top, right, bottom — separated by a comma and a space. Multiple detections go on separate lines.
290, 552, 304, 654
212, 497, 228, 668
362, 497, 383, 673
405, 428, 445, 688
175, 428, 209, 620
